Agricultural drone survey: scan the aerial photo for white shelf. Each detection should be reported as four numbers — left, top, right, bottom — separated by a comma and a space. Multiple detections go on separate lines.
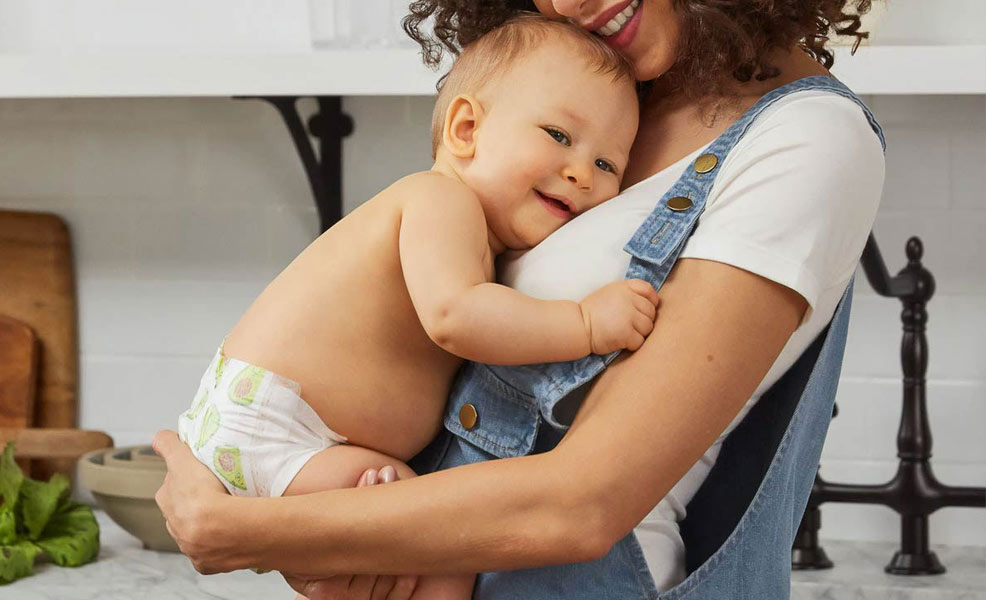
0, 45, 981, 98
0, 49, 444, 98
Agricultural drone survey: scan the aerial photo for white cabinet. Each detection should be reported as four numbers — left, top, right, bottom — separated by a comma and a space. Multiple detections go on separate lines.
0, 0, 312, 53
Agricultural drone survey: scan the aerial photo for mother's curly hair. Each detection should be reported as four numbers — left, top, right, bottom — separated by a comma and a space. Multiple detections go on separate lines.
402, 0, 872, 97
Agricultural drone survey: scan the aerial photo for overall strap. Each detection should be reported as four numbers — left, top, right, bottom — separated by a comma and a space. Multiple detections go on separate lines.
623, 76, 885, 289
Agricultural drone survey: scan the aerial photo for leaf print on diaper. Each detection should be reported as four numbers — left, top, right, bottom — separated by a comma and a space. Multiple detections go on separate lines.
213, 446, 247, 491
194, 404, 220, 450
212, 355, 225, 389
228, 366, 265, 406
183, 389, 208, 421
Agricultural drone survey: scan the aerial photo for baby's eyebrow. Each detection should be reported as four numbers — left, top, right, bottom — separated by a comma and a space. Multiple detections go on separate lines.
556, 106, 588, 128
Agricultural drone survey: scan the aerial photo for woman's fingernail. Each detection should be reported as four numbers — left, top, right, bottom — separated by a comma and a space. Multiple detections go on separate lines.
366, 469, 378, 485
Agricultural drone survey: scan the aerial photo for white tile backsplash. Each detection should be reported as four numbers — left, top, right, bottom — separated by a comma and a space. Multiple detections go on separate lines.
186, 101, 311, 209
870, 210, 986, 296
78, 354, 209, 433
842, 292, 986, 380
950, 125, 986, 211
0, 93, 982, 548
133, 204, 274, 281
67, 123, 197, 203
881, 125, 951, 212
824, 379, 986, 463
77, 278, 264, 357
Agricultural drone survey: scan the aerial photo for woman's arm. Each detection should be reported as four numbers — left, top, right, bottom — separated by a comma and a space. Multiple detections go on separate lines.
154, 257, 806, 576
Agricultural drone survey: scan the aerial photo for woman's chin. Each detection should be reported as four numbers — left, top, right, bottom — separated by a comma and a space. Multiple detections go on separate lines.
625, 46, 676, 82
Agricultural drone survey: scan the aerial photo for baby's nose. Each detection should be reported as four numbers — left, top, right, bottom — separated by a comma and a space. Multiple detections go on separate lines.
564, 163, 594, 191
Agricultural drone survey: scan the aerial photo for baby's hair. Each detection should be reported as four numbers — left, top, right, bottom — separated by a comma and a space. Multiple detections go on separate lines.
429, 12, 636, 157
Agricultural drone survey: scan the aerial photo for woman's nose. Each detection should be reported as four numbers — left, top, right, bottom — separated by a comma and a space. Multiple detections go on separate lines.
548, 0, 592, 19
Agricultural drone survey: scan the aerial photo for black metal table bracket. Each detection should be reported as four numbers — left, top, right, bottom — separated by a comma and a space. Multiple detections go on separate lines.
253, 95, 985, 576
250, 96, 353, 233
793, 235, 986, 575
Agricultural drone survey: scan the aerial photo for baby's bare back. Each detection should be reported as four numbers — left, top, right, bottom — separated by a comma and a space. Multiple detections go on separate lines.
222, 174, 464, 461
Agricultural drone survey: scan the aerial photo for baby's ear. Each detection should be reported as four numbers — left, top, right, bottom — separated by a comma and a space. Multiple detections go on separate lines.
442, 95, 484, 159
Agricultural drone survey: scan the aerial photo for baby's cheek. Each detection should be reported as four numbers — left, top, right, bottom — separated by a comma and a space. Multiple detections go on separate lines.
590, 182, 620, 208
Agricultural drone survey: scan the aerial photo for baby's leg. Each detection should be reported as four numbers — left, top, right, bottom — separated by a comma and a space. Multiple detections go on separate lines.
284, 444, 417, 495
285, 445, 475, 600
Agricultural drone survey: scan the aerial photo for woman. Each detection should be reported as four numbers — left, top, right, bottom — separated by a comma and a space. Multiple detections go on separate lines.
153, 0, 884, 597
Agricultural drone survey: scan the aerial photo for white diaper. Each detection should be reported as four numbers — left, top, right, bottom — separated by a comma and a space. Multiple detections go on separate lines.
178, 345, 347, 497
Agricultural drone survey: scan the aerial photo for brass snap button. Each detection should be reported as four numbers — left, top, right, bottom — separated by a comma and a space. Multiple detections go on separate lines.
694, 153, 718, 174
459, 403, 478, 430
667, 196, 693, 212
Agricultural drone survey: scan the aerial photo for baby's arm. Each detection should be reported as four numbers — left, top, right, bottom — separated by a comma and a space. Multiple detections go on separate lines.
399, 174, 658, 365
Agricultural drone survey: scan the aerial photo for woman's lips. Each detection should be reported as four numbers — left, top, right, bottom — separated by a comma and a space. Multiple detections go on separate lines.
602, 0, 643, 51
586, 0, 636, 33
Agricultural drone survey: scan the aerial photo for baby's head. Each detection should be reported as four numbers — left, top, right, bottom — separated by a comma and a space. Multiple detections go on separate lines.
432, 13, 639, 251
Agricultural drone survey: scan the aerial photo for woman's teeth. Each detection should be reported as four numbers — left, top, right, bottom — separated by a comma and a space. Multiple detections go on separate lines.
596, 0, 640, 37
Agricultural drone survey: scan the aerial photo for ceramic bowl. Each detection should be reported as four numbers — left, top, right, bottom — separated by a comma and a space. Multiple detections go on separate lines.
78, 445, 179, 552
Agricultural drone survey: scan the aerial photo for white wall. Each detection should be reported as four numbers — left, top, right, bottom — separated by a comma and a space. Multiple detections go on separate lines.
0, 92, 982, 546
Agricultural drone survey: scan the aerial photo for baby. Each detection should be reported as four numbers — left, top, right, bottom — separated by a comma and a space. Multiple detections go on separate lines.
178, 14, 649, 598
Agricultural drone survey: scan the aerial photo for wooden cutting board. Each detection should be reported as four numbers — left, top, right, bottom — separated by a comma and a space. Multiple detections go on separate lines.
0, 315, 36, 429
0, 210, 78, 479
0, 315, 37, 474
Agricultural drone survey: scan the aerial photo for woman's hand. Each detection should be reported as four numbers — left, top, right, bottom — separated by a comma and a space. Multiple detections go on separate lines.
153, 429, 242, 574
281, 466, 420, 600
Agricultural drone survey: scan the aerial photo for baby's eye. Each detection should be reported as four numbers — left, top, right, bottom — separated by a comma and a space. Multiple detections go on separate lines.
542, 127, 571, 146
595, 158, 617, 174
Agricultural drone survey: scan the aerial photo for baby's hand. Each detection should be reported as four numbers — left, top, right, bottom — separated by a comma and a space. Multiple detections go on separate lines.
579, 279, 660, 354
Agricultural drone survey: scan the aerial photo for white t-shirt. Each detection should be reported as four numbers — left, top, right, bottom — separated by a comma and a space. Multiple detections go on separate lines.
499, 90, 885, 590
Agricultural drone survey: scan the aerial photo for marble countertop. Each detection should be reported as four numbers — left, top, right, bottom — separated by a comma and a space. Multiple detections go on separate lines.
5, 511, 984, 599
790, 541, 985, 600
4, 511, 291, 599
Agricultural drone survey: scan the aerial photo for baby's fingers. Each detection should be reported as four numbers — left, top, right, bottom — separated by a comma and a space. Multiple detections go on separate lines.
632, 311, 655, 338
370, 575, 397, 600
625, 330, 646, 352
632, 293, 658, 321
626, 279, 660, 306
387, 575, 418, 600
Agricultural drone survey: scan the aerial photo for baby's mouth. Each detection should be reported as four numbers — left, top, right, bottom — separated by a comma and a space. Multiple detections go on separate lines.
535, 190, 574, 218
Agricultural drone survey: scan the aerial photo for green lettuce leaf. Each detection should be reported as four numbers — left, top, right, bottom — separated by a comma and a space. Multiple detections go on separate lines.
0, 443, 100, 582
0, 540, 42, 584
0, 444, 23, 545
0, 510, 15, 546
34, 502, 99, 567
19, 474, 70, 541
0, 444, 23, 513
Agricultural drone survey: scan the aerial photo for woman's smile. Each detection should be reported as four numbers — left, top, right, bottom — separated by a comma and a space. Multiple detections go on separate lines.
594, 0, 643, 50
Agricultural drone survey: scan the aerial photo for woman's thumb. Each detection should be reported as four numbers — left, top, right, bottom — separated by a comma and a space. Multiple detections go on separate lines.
152, 430, 181, 464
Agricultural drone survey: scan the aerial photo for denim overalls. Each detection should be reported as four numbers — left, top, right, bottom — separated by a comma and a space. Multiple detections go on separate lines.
411, 76, 886, 599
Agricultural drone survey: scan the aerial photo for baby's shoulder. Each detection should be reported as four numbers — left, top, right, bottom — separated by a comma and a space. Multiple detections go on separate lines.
392, 171, 478, 202
391, 171, 484, 219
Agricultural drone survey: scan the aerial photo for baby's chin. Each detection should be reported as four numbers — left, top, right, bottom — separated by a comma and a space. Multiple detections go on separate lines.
499, 248, 529, 261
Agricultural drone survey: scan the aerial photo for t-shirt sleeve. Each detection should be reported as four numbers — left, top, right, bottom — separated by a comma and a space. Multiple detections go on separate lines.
679, 93, 885, 319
